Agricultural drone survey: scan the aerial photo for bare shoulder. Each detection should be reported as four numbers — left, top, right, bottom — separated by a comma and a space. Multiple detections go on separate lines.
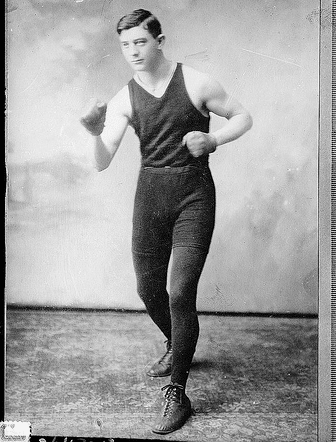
106, 85, 132, 120
181, 64, 225, 100
181, 64, 225, 114
181, 64, 213, 90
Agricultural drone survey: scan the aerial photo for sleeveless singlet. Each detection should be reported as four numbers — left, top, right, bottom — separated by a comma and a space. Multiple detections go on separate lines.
128, 63, 210, 168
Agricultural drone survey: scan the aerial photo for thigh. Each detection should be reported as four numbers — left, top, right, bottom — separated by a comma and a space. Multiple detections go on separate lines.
132, 170, 173, 253
132, 246, 171, 284
172, 168, 216, 252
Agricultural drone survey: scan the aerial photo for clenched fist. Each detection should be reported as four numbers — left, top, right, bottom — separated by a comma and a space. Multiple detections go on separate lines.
182, 131, 217, 158
80, 99, 107, 136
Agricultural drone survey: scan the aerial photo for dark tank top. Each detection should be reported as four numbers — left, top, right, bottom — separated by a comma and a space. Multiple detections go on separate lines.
128, 63, 210, 168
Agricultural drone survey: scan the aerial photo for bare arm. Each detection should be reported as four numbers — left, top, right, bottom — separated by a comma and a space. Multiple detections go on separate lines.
182, 67, 253, 157
203, 77, 253, 146
80, 87, 131, 171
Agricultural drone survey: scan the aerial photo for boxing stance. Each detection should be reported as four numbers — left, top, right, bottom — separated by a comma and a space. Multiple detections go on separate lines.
80, 9, 252, 434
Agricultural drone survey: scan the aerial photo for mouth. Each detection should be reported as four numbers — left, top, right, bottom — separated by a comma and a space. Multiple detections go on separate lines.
132, 59, 144, 65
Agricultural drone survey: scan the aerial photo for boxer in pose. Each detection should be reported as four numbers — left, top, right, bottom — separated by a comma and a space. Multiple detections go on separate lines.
81, 9, 252, 434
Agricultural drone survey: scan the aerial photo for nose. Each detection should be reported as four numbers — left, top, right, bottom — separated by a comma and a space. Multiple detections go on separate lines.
129, 43, 139, 57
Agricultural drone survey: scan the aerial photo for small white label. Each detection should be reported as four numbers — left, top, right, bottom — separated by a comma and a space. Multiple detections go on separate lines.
0, 422, 31, 442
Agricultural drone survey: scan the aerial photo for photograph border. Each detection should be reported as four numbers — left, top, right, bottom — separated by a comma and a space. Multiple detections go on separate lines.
4, 0, 333, 440
318, 0, 333, 440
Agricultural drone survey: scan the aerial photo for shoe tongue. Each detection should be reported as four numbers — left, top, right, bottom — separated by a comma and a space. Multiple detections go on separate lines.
167, 385, 182, 401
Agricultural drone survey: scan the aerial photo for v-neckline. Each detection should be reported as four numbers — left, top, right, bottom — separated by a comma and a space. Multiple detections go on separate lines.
134, 62, 178, 99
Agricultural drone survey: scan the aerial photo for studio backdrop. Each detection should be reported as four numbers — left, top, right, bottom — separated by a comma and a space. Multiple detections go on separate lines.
6, 0, 319, 314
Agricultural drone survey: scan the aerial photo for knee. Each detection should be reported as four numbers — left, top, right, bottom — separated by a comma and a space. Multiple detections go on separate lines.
137, 279, 160, 305
170, 281, 197, 314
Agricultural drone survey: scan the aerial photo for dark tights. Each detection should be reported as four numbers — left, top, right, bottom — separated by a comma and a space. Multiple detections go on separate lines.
132, 165, 215, 387
133, 246, 208, 387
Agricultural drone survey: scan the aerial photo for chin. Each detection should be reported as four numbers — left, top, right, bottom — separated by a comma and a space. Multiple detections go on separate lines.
128, 60, 146, 71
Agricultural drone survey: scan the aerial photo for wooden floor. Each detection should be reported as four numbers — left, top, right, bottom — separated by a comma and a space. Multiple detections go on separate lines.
5, 309, 317, 441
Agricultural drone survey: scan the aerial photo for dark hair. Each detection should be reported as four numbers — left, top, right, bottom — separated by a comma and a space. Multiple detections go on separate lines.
116, 9, 162, 38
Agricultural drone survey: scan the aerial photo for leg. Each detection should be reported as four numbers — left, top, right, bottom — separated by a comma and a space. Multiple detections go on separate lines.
169, 246, 208, 387
169, 166, 215, 387
152, 166, 215, 434
132, 169, 173, 340
132, 246, 172, 340
152, 246, 208, 435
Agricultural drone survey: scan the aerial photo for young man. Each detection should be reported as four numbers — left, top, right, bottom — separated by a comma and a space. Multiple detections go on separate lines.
81, 9, 252, 434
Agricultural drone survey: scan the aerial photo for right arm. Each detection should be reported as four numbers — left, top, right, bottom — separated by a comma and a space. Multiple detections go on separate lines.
80, 86, 131, 171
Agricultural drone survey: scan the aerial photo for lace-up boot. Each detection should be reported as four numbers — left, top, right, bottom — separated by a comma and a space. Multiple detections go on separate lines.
146, 340, 173, 377
152, 383, 192, 434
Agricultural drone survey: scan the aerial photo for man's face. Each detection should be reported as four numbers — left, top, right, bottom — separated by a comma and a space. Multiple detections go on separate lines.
119, 25, 162, 72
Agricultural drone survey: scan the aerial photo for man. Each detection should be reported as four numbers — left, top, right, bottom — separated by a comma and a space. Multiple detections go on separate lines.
80, 9, 252, 434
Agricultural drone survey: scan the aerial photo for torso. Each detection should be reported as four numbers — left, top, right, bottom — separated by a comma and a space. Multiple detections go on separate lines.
127, 62, 210, 168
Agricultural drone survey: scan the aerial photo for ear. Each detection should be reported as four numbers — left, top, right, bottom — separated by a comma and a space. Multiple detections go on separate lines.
156, 34, 166, 49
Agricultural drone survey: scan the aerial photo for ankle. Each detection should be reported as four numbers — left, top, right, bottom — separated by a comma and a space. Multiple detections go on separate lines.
170, 382, 185, 391
161, 383, 188, 404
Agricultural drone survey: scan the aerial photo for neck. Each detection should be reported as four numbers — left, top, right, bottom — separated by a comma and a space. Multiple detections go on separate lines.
137, 56, 172, 86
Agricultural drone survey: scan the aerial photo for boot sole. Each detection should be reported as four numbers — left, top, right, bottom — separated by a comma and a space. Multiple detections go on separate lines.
152, 411, 192, 434
146, 370, 172, 377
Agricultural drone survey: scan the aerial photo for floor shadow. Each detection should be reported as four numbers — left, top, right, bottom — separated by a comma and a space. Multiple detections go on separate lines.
190, 358, 217, 371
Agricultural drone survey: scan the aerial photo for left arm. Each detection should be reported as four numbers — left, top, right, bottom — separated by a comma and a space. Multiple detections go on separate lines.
204, 77, 253, 146
183, 73, 253, 157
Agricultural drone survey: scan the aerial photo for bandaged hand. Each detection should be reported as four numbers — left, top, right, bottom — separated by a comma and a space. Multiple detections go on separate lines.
80, 100, 107, 136
182, 131, 217, 158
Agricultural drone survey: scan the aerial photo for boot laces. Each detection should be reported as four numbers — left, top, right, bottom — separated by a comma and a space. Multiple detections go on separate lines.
161, 384, 184, 417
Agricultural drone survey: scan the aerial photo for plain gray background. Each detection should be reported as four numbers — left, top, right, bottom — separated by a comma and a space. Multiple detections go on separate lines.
6, 0, 319, 313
